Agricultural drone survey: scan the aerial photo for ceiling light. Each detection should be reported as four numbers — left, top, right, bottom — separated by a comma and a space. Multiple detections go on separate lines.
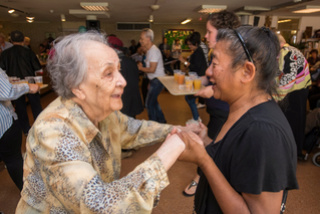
278, 19, 291, 23
150, 5, 160, 11
80, 2, 109, 11
69, 9, 110, 18
181, 18, 192, 24
26, 16, 34, 20
8, 9, 15, 13
197, 5, 227, 14
242, 6, 270, 11
61, 14, 66, 22
293, 5, 320, 13
149, 15, 154, 22
27, 19, 34, 23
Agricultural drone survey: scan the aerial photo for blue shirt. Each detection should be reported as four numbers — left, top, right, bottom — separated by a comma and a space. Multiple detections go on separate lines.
0, 68, 29, 138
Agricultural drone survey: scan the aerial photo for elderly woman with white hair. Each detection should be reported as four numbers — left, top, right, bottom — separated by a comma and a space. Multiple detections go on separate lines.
16, 32, 187, 213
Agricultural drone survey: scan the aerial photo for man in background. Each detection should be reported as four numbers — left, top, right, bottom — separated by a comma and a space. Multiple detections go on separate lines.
0, 30, 43, 136
138, 28, 167, 123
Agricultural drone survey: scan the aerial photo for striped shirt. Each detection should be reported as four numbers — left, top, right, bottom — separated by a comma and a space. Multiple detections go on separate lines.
0, 68, 29, 138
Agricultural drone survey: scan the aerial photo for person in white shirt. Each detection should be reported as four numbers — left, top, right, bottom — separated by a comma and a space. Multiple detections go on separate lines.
138, 28, 166, 123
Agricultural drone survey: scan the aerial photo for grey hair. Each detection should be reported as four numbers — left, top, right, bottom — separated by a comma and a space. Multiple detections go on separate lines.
47, 31, 108, 99
141, 28, 154, 42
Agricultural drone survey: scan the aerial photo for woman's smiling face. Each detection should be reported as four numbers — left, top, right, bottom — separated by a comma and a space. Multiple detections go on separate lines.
77, 41, 127, 120
206, 41, 240, 103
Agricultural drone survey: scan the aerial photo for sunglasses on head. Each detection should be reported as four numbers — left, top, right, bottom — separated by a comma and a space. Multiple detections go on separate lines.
233, 29, 253, 63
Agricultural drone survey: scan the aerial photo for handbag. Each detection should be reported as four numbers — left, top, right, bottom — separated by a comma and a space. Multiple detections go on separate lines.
280, 190, 288, 214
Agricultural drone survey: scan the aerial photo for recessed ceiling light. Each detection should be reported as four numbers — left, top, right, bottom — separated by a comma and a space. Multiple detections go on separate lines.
278, 19, 291, 23
197, 5, 227, 14
181, 18, 192, 24
61, 14, 66, 22
80, 2, 109, 11
293, 5, 320, 13
8, 9, 15, 13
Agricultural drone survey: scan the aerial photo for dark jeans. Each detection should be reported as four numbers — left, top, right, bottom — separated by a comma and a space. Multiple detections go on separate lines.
0, 119, 23, 191
141, 76, 149, 106
146, 78, 166, 123
185, 95, 199, 120
13, 93, 42, 135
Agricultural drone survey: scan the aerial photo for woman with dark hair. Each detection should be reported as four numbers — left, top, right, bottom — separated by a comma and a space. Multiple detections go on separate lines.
177, 26, 299, 213
183, 10, 240, 197
179, 32, 208, 123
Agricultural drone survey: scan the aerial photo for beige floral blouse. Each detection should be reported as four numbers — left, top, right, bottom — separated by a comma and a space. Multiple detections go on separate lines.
16, 97, 172, 213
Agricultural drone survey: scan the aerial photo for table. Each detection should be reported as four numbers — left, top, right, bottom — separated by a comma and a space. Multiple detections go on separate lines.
157, 76, 203, 96
40, 84, 48, 90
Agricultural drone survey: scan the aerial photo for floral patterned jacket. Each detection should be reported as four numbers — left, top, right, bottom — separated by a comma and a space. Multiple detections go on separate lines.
16, 97, 172, 213
275, 44, 311, 101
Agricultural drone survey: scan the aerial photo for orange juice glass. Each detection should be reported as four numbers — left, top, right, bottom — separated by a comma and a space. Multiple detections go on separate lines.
194, 78, 202, 90
174, 72, 179, 83
185, 78, 193, 86
177, 73, 185, 85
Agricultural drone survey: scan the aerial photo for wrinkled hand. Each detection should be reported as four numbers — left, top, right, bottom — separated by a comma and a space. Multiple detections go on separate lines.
177, 131, 206, 165
175, 122, 209, 142
28, 84, 40, 94
195, 86, 214, 98
177, 124, 201, 134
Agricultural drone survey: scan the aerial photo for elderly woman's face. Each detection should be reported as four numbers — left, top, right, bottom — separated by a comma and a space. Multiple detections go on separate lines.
205, 21, 218, 49
78, 42, 126, 120
206, 41, 240, 102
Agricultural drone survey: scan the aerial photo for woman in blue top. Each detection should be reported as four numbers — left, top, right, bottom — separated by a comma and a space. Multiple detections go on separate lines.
178, 26, 299, 213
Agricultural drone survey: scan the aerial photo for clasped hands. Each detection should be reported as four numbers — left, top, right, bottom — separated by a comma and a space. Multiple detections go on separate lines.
168, 123, 210, 165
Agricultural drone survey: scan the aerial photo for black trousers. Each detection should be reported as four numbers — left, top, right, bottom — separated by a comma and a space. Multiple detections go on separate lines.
279, 88, 309, 156
13, 93, 42, 135
0, 119, 23, 191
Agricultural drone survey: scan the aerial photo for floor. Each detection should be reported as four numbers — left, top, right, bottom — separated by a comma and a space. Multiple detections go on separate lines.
0, 90, 320, 213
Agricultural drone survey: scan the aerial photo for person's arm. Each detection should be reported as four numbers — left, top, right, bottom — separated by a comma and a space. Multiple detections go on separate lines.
178, 129, 285, 214
194, 85, 213, 98
199, 154, 282, 213
0, 69, 39, 101
138, 61, 157, 73
29, 118, 182, 213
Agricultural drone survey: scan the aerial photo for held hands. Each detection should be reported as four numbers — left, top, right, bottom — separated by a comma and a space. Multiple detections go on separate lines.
176, 131, 207, 165
174, 122, 210, 145
28, 83, 40, 94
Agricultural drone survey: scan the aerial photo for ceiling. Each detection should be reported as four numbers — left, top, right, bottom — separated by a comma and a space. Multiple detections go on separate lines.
0, 0, 320, 24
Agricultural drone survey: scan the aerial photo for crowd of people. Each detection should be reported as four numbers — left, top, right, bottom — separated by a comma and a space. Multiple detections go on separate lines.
0, 9, 319, 213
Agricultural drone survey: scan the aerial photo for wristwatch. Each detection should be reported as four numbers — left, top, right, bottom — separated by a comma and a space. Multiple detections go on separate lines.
184, 61, 188, 66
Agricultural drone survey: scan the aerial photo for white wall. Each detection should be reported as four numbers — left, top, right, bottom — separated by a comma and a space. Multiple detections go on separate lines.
298, 16, 320, 42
